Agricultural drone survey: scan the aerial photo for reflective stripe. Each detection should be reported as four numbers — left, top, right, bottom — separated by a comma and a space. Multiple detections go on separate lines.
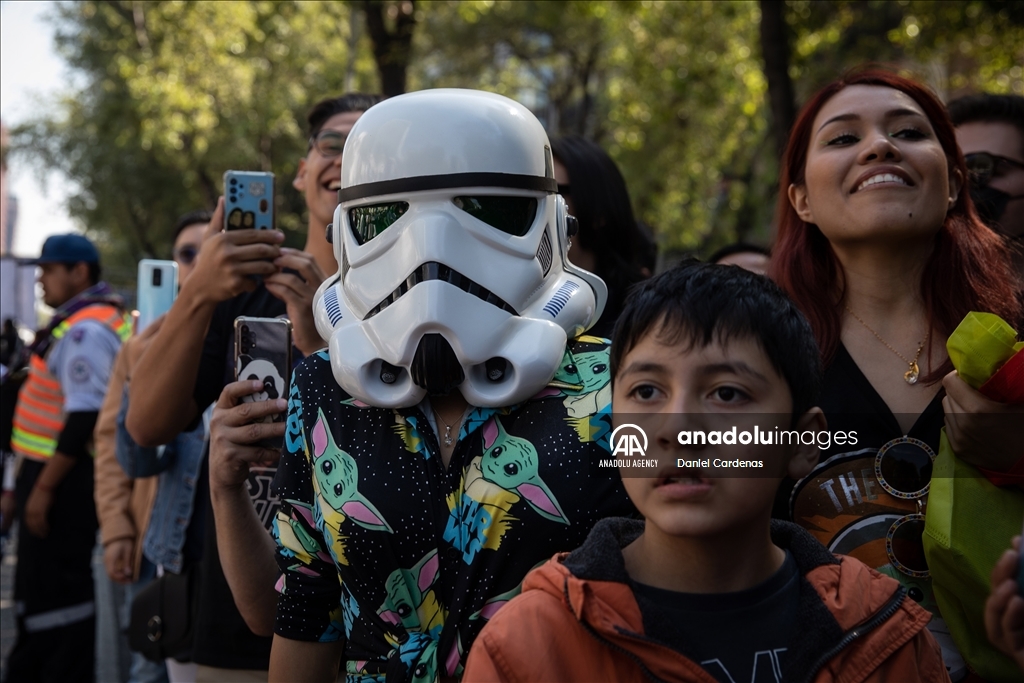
23, 601, 95, 633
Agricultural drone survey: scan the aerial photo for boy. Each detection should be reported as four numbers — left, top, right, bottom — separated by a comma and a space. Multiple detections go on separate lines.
463, 261, 949, 683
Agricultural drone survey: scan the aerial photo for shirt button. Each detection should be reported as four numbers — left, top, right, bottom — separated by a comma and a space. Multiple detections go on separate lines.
446, 547, 461, 561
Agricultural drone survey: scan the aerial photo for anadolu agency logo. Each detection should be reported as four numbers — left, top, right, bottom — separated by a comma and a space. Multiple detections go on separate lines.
599, 424, 658, 469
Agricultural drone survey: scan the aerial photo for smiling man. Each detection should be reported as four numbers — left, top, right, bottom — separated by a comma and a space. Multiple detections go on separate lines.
125, 93, 383, 682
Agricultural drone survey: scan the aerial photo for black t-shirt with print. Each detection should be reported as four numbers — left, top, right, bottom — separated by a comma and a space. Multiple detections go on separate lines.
633, 551, 800, 683
271, 336, 635, 681
190, 284, 286, 670
786, 343, 967, 676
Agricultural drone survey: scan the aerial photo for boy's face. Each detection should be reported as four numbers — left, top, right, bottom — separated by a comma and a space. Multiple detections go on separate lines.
612, 324, 821, 539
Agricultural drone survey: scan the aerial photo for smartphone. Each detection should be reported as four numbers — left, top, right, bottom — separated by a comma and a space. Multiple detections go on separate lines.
137, 260, 178, 333
224, 170, 275, 231
234, 316, 292, 450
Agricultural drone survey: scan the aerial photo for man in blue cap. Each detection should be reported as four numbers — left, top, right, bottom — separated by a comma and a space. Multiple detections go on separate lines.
5, 233, 130, 683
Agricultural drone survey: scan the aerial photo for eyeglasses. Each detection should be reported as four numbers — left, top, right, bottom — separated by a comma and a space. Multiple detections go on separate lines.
965, 152, 1024, 187
309, 130, 347, 159
875, 436, 935, 578
172, 245, 198, 266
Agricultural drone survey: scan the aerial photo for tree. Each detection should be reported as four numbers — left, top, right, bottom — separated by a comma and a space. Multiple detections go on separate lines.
9, 0, 1021, 280
759, 0, 797, 159
362, 0, 417, 96
10, 1, 378, 285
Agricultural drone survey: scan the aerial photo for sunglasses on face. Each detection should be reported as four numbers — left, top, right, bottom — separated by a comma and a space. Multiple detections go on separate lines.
173, 245, 199, 266
309, 130, 348, 159
965, 152, 1024, 187
875, 436, 935, 578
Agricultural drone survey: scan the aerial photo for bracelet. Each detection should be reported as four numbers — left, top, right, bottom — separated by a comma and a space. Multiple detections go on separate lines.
34, 481, 55, 494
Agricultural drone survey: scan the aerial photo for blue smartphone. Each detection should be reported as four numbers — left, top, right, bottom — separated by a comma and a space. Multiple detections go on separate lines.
137, 260, 178, 332
224, 170, 274, 231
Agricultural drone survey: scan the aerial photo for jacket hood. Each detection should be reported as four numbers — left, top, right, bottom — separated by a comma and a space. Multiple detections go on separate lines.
522, 518, 933, 683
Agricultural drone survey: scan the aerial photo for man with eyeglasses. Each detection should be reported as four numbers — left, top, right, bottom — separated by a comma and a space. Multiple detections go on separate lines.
948, 93, 1024, 271
93, 209, 209, 683
125, 94, 383, 682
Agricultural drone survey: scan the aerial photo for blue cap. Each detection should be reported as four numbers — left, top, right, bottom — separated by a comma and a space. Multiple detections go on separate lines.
31, 234, 100, 265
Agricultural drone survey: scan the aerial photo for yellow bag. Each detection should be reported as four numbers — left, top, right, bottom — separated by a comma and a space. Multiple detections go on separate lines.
923, 312, 1023, 682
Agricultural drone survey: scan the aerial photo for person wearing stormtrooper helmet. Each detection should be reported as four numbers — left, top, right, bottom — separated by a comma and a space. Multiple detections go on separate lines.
215, 89, 636, 683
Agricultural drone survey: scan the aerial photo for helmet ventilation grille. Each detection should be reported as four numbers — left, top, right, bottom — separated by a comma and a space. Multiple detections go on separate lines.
536, 231, 552, 276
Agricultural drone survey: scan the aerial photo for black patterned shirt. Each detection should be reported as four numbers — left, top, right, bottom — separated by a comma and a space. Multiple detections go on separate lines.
272, 336, 634, 682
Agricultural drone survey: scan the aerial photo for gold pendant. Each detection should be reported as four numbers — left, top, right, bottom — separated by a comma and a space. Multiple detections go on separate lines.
904, 361, 920, 385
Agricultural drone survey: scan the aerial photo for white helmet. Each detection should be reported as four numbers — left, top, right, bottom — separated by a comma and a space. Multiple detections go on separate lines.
312, 89, 606, 408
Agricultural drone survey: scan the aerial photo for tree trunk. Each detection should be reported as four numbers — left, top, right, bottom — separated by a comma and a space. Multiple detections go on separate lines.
759, 0, 796, 159
362, 1, 417, 97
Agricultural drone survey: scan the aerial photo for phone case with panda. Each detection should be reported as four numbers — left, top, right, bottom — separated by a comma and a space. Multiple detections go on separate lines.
234, 316, 292, 450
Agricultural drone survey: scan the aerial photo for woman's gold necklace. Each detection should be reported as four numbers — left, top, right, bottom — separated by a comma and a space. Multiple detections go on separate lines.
845, 306, 930, 385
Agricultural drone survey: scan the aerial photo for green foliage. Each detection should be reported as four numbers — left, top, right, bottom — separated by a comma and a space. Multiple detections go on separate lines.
8, 0, 1020, 279
11, 0, 378, 285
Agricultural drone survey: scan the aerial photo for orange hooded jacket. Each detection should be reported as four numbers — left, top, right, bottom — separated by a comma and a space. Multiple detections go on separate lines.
464, 519, 951, 683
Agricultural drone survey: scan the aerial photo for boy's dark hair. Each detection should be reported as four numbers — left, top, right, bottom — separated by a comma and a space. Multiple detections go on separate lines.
172, 209, 213, 241
707, 241, 770, 264
307, 93, 386, 138
610, 259, 822, 416
947, 93, 1024, 154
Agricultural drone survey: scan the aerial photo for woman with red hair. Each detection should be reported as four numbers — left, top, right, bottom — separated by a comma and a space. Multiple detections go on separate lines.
771, 69, 1022, 680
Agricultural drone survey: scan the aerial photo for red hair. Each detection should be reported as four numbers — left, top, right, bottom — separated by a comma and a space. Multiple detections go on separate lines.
769, 68, 1022, 382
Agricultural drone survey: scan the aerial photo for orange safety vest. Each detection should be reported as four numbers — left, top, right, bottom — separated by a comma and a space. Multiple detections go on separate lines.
11, 304, 131, 461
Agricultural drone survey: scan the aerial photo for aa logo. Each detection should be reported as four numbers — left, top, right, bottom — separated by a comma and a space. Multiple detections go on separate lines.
610, 424, 648, 457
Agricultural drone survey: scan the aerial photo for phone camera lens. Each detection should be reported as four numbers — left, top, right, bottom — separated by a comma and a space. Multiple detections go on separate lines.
230, 178, 237, 185
241, 325, 249, 333
152, 269, 162, 287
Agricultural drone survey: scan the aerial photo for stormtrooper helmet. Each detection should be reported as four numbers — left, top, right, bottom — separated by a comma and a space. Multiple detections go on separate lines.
312, 89, 606, 408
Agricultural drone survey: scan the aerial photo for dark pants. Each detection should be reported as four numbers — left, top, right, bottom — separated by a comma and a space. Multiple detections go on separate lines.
4, 457, 98, 683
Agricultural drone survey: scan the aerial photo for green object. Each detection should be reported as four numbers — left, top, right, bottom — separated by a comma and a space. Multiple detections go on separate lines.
946, 311, 1021, 389
923, 312, 1024, 681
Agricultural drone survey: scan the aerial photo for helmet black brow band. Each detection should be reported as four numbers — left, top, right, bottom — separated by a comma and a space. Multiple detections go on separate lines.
338, 172, 557, 203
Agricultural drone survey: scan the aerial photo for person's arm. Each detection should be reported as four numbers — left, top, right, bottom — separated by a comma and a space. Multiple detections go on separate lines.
269, 636, 343, 683
24, 450, 80, 537
268, 372, 347, 676
127, 199, 284, 446
209, 379, 286, 636
94, 340, 137, 583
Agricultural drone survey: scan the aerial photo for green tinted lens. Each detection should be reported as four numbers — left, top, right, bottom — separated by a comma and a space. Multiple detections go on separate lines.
453, 197, 538, 236
348, 202, 409, 244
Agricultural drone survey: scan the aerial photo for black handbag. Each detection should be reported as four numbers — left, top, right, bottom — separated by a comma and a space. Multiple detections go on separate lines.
128, 564, 200, 662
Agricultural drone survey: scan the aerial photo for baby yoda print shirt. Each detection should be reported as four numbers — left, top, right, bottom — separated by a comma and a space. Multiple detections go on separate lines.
272, 336, 634, 682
